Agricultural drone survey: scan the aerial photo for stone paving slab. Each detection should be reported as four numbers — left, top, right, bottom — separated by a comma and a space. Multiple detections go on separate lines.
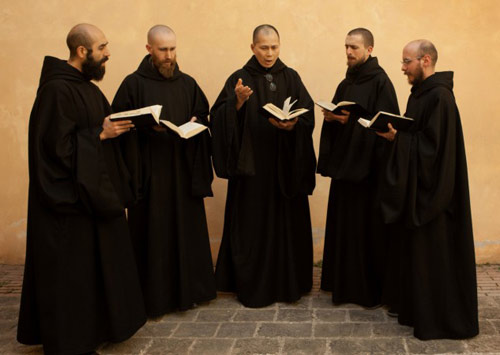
2, 264, 500, 354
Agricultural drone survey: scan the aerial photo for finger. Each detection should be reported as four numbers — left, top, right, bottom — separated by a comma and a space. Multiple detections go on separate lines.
115, 123, 134, 130
268, 118, 279, 127
114, 120, 133, 126
236, 78, 243, 88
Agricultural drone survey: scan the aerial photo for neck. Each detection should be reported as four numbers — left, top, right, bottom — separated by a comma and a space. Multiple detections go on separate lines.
67, 57, 83, 72
423, 68, 435, 81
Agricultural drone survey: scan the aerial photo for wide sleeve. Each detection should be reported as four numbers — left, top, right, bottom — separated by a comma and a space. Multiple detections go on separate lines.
277, 72, 316, 197
210, 73, 255, 178
317, 85, 344, 177
373, 76, 400, 115
31, 82, 123, 217
111, 78, 146, 203
185, 81, 213, 197
381, 91, 459, 227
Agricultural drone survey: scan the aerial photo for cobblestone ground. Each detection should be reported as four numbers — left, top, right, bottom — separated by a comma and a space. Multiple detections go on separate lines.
1, 265, 500, 354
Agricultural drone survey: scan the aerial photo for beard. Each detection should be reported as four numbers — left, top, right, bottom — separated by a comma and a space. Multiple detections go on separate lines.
151, 55, 177, 79
347, 55, 367, 70
82, 51, 108, 81
408, 65, 425, 86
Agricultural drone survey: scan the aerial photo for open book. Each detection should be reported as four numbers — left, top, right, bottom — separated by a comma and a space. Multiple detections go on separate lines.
357, 111, 414, 132
263, 97, 309, 121
316, 100, 371, 118
160, 120, 208, 139
110, 105, 162, 128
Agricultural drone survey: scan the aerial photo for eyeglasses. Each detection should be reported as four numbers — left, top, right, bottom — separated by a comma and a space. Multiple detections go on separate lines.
265, 73, 277, 92
401, 57, 422, 65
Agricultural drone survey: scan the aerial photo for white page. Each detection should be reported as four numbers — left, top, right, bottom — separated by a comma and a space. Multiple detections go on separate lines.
282, 97, 297, 116
179, 121, 205, 136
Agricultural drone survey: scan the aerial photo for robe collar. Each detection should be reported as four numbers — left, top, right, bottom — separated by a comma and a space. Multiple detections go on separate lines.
411, 71, 454, 98
135, 54, 182, 81
39, 56, 87, 89
243, 55, 287, 76
345, 56, 384, 84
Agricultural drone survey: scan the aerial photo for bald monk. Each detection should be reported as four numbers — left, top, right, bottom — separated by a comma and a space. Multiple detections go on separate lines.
210, 24, 316, 307
378, 40, 479, 339
112, 25, 216, 317
17, 23, 146, 354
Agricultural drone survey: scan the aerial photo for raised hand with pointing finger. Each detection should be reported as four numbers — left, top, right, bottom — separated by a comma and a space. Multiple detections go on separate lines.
235, 78, 253, 110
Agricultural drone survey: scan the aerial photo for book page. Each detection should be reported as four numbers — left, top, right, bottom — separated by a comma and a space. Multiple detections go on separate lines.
336, 101, 356, 107
110, 104, 162, 120
179, 121, 207, 136
357, 118, 371, 128
282, 97, 297, 116
316, 101, 336, 111
286, 108, 309, 120
263, 104, 285, 120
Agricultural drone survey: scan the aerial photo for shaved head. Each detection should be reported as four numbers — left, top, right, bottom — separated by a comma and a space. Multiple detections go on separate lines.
405, 39, 438, 67
147, 25, 176, 45
67, 23, 103, 58
252, 24, 280, 44
347, 28, 374, 48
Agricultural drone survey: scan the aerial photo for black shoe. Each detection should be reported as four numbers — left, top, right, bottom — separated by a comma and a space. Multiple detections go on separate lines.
387, 309, 398, 317
363, 304, 382, 310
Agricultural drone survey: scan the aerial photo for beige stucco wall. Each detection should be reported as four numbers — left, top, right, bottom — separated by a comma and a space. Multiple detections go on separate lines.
1, 0, 499, 264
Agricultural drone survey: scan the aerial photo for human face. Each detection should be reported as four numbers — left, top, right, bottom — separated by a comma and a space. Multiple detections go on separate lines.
345, 34, 372, 68
81, 33, 110, 81
147, 33, 177, 78
251, 32, 280, 68
401, 46, 424, 85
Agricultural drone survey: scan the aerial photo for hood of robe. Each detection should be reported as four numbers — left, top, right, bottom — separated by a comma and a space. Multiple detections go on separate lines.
38, 56, 87, 90
243, 55, 287, 76
411, 71, 454, 98
345, 56, 385, 84
135, 54, 182, 81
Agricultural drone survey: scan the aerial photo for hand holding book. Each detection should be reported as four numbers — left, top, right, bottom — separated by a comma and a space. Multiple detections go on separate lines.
263, 97, 309, 121
322, 109, 350, 124
357, 111, 413, 132
268, 117, 298, 131
160, 118, 208, 139
376, 123, 397, 141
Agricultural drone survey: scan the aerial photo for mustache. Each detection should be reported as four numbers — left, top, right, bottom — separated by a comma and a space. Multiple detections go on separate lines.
100, 56, 109, 64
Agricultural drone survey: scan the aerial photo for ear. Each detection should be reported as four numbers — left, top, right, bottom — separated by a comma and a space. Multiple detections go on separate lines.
250, 43, 255, 51
422, 54, 432, 68
366, 46, 374, 55
146, 43, 153, 54
76, 45, 87, 60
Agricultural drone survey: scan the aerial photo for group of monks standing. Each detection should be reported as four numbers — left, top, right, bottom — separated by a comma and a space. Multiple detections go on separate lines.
17, 22, 479, 355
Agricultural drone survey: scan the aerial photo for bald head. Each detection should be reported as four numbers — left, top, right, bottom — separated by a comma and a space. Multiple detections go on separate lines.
147, 25, 176, 45
67, 23, 103, 58
405, 39, 438, 67
252, 24, 280, 44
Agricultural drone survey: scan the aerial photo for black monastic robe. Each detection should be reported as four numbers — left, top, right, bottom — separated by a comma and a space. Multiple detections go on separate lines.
17, 56, 146, 355
211, 56, 316, 308
112, 55, 216, 316
381, 72, 478, 340
317, 56, 399, 307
